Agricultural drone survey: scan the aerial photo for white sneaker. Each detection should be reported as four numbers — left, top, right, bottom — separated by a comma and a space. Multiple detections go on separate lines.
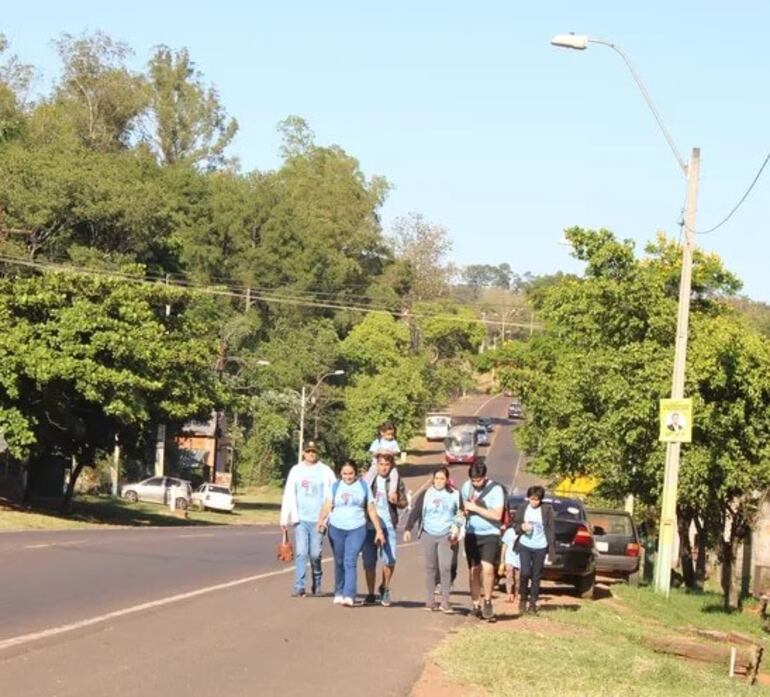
342, 597, 354, 607
333, 595, 344, 605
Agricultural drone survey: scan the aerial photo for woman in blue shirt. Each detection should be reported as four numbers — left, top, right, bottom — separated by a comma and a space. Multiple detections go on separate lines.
404, 466, 462, 613
318, 460, 384, 607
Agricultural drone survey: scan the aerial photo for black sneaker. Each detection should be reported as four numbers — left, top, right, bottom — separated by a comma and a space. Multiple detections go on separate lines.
291, 589, 306, 598
471, 603, 482, 618
481, 599, 494, 621
529, 603, 539, 615
364, 594, 377, 606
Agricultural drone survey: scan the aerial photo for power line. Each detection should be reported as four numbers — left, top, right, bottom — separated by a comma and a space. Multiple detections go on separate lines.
0, 255, 541, 330
692, 151, 770, 235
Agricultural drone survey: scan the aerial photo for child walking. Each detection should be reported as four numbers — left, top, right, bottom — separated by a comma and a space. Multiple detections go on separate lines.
500, 525, 520, 603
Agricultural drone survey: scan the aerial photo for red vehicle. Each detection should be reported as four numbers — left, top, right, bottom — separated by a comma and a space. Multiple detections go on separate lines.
444, 425, 478, 465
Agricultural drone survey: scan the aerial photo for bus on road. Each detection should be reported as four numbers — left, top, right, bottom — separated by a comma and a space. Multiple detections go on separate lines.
425, 413, 452, 441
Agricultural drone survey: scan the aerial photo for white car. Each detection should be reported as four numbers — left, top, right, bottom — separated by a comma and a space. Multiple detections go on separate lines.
121, 477, 192, 510
191, 483, 235, 512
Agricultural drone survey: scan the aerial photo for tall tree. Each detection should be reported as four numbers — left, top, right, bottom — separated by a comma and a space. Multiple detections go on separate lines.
0, 34, 34, 143
53, 31, 147, 150
390, 212, 453, 301
145, 46, 237, 169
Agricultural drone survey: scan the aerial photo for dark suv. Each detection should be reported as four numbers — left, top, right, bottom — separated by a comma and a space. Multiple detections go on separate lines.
508, 494, 597, 598
586, 509, 641, 585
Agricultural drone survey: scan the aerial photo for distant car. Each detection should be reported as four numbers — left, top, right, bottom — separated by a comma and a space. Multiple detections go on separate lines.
507, 402, 524, 419
474, 425, 491, 447
507, 494, 597, 598
476, 416, 494, 432
586, 509, 641, 585
191, 483, 235, 512
121, 476, 192, 510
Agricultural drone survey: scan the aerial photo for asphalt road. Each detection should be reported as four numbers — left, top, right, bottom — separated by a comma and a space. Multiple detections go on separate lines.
0, 393, 536, 697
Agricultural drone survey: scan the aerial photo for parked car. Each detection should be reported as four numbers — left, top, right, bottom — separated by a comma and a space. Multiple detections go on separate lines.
507, 493, 597, 598
507, 401, 524, 419
121, 476, 192, 510
476, 416, 494, 431
586, 509, 641, 585
191, 483, 235, 512
474, 425, 491, 447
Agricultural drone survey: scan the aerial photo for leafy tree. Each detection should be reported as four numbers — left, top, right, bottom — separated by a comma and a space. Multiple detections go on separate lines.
0, 271, 220, 511
495, 227, 766, 604
462, 263, 512, 290
416, 303, 485, 360
0, 34, 34, 143
52, 31, 147, 151
145, 46, 237, 169
340, 357, 429, 461
340, 313, 410, 375
390, 212, 453, 301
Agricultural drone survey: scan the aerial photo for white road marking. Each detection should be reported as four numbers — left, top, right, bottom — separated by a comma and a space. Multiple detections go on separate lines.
23, 541, 86, 550
511, 451, 525, 490
473, 393, 503, 416
0, 541, 419, 653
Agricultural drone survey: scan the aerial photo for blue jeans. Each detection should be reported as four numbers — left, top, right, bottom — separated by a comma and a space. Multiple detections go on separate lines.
293, 521, 324, 593
328, 523, 367, 599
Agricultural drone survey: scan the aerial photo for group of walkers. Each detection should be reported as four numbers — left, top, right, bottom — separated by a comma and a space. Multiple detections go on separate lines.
279, 421, 556, 620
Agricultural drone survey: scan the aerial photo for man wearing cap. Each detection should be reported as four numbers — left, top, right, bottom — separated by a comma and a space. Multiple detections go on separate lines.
280, 441, 336, 597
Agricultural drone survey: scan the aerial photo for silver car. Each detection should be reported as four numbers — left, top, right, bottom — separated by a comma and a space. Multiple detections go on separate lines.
121, 476, 192, 510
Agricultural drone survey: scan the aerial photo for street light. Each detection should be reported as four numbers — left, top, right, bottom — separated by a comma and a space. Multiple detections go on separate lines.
298, 370, 345, 458
552, 33, 701, 596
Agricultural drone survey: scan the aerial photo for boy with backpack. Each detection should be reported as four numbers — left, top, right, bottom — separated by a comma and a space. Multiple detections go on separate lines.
362, 452, 407, 606
460, 461, 508, 621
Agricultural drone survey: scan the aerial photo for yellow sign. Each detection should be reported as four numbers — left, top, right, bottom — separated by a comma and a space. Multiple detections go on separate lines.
659, 398, 693, 443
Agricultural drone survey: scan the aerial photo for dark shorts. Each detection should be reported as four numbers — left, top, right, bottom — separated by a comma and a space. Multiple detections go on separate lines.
464, 533, 500, 566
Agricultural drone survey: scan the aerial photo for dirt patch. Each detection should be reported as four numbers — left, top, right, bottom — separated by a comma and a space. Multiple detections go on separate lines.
410, 661, 488, 697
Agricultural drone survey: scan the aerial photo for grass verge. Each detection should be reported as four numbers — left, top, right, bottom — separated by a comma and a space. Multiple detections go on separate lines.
432, 586, 769, 697
0, 486, 281, 531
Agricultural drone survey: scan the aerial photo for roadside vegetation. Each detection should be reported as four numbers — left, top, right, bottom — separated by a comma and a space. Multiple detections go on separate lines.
0, 486, 281, 530
482, 227, 770, 609
0, 31, 522, 519
433, 585, 769, 697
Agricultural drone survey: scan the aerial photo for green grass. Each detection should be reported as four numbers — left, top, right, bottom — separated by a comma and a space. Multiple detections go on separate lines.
0, 486, 281, 531
433, 586, 769, 697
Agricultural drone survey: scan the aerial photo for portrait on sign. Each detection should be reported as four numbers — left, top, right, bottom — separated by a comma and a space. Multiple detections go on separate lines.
659, 399, 693, 443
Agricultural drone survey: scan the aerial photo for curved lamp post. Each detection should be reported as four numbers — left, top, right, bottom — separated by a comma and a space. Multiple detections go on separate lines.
551, 33, 701, 596
298, 370, 345, 459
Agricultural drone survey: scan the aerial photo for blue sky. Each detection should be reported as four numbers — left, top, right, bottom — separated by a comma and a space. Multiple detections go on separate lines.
5, 2, 770, 299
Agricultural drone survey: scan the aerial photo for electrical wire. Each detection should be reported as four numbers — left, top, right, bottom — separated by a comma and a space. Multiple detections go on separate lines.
691, 152, 770, 235
0, 255, 541, 330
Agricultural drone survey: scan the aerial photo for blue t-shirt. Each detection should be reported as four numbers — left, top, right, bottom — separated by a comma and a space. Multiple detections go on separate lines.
294, 463, 331, 522
328, 479, 372, 531
369, 437, 401, 465
371, 475, 395, 530
520, 504, 548, 550
461, 481, 504, 537
422, 487, 460, 537
502, 527, 521, 566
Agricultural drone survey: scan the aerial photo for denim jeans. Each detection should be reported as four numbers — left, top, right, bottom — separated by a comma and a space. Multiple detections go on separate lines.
293, 520, 324, 593
328, 523, 367, 599
518, 545, 547, 605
